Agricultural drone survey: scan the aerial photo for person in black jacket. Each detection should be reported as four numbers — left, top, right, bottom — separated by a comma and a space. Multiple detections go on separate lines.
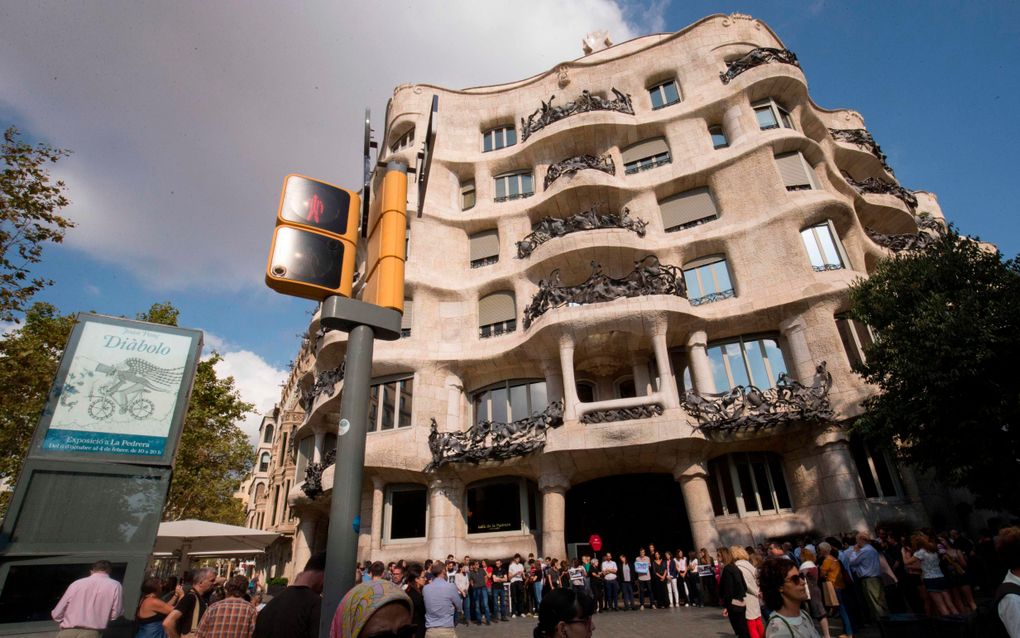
404, 563, 427, 638
718, 547, 750, 638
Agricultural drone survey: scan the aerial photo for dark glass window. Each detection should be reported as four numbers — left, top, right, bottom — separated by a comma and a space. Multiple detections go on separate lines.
850, 436, 903, 499
467, 482, 522, 534
706, 453, 791, 517
649, 80, 681, 109
389, 487, 427, 540
576, 382, 596, 403
0, 562, 127, 624
709, 125, 728, 149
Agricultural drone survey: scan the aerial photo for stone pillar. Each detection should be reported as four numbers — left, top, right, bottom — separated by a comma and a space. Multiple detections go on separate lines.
428, 475, 465, 559
542, 360, 564, 407
292, 512, 318, 577
370, 476, 385, 552
722, 102, 749, 147
559, 336, 579, 421
674, 461, 721, 551
313, 430, 326, 463
812, 428, 869, 533
686, 331, 717, 394
539, 473, 570, 560
651, 329, 680, 408
779, 316, 814, 383
444, 372, 463, 432
632, 355, 651, 397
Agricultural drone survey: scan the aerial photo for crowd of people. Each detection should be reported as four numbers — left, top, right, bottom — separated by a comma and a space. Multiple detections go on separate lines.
50, 524, 1020, 638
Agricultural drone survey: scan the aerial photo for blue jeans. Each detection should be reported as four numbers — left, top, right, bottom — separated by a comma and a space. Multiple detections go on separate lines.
836, 588, 854, 636
493, 585, 507, 618
621, 581, 635, 608
532, 581, 543, 609
604, 578, 620, 609
472, 587, 491, 622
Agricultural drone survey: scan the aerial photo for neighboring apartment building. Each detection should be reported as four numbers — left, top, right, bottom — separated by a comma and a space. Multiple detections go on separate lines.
235, 415, 274, 529
253, 14, 968, 575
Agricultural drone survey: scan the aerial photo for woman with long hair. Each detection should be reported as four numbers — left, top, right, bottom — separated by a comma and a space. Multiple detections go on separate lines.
732, 546, 763, 638
686, 550, 703, 607
937, 533, 976, 612
818, 542, 853, 638
651, 551, 669, 609
699, 548, 718, 606
135, 577, 182, 638
718, 547, 750, 638
403, 564, 427, 638
910, 532, 960, 617
799, 548, 831, 638
533, 588, 595, 638
665, 551, 680, 607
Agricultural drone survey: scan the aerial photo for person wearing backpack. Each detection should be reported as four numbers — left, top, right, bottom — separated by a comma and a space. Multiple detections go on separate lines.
996, 527, 1020, 637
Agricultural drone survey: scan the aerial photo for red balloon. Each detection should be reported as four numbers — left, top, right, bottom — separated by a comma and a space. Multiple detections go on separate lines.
589, 534, 603, 552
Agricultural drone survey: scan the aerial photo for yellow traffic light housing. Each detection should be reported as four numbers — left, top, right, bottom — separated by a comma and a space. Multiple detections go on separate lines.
266, 174, 360, 300
362, 167, 407, 312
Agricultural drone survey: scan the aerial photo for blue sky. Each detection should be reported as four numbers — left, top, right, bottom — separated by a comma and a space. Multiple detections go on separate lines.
2, 1, 1018, 435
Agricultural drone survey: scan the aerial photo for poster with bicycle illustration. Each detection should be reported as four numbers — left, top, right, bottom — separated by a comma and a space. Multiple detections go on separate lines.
38, 315, 202, 460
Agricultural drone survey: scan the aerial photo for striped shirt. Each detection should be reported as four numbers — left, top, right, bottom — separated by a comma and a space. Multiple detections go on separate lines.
195, 596, 257, 638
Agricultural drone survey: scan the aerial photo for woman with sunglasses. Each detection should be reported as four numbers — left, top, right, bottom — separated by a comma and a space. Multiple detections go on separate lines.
758, 557, 821, 638
329, 580, 416, 638
533, 588, 595, 638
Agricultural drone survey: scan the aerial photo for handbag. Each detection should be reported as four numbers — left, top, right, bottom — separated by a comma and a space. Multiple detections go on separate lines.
822, 580, 839, 608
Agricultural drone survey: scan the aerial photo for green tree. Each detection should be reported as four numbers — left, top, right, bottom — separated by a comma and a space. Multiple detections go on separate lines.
0, 302, 76, 514
0, 127, 73, 322
849, 226, 1020, 514
138, 303, 255, 524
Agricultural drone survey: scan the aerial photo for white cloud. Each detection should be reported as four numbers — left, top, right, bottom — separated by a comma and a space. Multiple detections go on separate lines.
202, 331, 287, 442
0, 1, 647, 292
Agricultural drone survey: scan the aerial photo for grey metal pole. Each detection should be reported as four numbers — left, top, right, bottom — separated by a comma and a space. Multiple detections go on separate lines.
319, 323, 375, 637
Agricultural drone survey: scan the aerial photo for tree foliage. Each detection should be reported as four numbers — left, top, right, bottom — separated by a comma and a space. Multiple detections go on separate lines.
138, 303, 254, 524
849, 227, 1020, 513
0, 127, 73, 322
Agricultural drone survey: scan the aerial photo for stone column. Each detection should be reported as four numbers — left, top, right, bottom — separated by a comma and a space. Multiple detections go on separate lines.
370, 476, 385, 552
428, 475, 465, 559
686, 331, 717, 394
542, 360, 564, 407
539, 473, 570, 560
558, 336, 579, 421
811, 428, 869, 532
444, 372, 463, 433
779, 315, 814, 383
674, 461, 721, 551
722, 102, 749, 147
313, 430, 326, 463
291, 512, 318, 578
651, 329, 680, 408
632, 355, 651, 397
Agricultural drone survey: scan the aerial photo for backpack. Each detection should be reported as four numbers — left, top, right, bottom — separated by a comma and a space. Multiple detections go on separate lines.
975, 581, 1020, 638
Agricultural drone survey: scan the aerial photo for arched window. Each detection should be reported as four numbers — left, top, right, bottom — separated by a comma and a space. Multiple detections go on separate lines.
706, 452, 792, 517
263, 424, 274, 444
576, 381, 597, 403
472, 379, 548, 425
259, 452, 271, 473
706, 335, 787, 391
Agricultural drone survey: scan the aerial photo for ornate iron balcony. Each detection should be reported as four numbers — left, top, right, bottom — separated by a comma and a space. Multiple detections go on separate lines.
866, 213, 945, 253
425, 400, 565, 472
828, 128, 894, 175
302, 448, 336, 498
720, 47, 800, 84
523, 256, 686, 329
682, 362, 833, 433
581, 404, 664, 424
689, 288, 736, 306
521, 88, 634, 141
516, 204, 647, 258
842, 172, 918, 211
299, 364, 345, 413
544, 153, 615, 189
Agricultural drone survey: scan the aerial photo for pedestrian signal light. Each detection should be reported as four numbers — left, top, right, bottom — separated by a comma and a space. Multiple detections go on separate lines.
266, 174, 360, 300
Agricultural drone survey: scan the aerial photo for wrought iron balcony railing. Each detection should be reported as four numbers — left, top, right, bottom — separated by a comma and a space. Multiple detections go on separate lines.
302, 448, 336, 498
299, 365, 344, 413
828, 128, 894, 175
521, 88, 634, 141
689, 288, 736, 306
720, 47, 800, 84
523, 256, 687, 329
544, 153, 615, 189
516, 204, 647, 258
842, 172, 918, 211
580, 404, 664, 424
866, 213, 945, 253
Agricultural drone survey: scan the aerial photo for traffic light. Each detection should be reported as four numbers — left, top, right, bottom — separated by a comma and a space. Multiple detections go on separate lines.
362, 166, 407, 313
266, 174, 360, 300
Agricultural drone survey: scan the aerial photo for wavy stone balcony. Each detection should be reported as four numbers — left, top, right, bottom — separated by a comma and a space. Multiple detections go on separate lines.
828, 128, 894, 176
544, 153, 615, 189
516, 203, 648, 258
520, 88, 634, 142
720, 47, 800, 84
866, 213, 945, 253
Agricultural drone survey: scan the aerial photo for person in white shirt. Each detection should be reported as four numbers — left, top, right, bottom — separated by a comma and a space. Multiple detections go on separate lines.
996, 527, 1020, 638
601, 553, 619, 611
508, 555, 526, 617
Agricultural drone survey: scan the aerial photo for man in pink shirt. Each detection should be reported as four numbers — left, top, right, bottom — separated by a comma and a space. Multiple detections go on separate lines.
51, 560, 123, 638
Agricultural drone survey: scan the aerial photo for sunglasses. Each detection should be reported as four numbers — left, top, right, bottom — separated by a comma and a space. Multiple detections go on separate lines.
362, 625, 417, 638
785, 574, 804, 584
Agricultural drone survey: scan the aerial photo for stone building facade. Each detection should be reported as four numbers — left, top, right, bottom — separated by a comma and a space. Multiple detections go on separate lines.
251, 14, 956, 575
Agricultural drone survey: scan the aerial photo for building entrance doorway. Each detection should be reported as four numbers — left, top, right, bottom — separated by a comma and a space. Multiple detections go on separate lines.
564, 474, 692, 559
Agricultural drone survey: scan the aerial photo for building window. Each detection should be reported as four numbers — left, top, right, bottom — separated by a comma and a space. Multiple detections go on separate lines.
850, 436, 904, 499
400, 299, 413, 339
707, 453, 792, 517
494, 171, 534, 202
466, 478, 536, 535
295, 435, 314, 479
478, 291, 516, 338
278, 432, 288, 465
390, 127, 415, 153
621, 137, 671, 175
775, 151, 816, 191
835, 314, 876, 369
576, 381, 597, 403
483, 125, 517, 152
469, 229, 499, 268
707, 335, 787, 392
659, 187, 719, 232
263, 424, 274, 444
753, 98, 794, 131
472, 379, 548, 426
368, 376, 414, 432
614, 377, 636, 399
461, 180, 476, 210
683, 255, 735, 306
801, 221, 847, 272
648, 79, 681, 110
385, 485, 427, 541
709, 125, 728, 149
259, 453, 270, 473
